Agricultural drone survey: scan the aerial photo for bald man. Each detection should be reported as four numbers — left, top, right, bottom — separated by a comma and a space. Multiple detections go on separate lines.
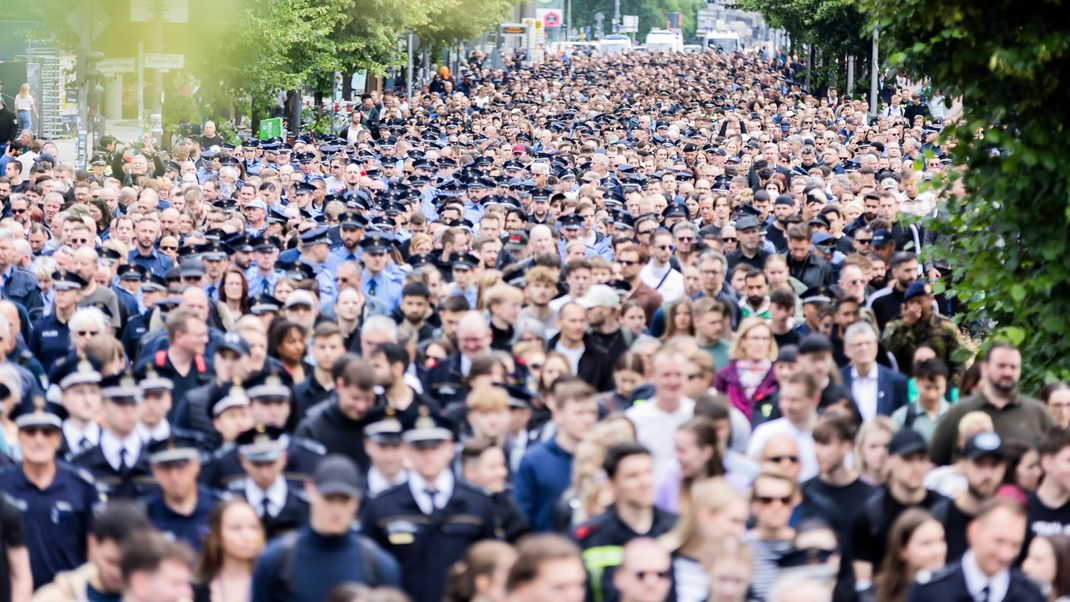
73, 246, 123, 329
423, 310, 493, 407
612, 539, 673, 602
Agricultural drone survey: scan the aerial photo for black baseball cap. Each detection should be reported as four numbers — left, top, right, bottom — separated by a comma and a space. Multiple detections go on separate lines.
314, 455, 364, 498
888, 428, 928, 457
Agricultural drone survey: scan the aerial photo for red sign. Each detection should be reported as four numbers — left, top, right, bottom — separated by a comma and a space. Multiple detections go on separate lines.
544, 11, 561, 28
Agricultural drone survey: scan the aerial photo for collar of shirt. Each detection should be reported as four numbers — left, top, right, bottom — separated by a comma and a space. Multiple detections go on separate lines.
408, 470, 454, 515
961, 550, 1010, 602
851, 365, 879, 381
136, 420, 171, 443
1, 266, 12, 281
368, 467, 409, 497
245, 474, 288, 517
63, 420, 101, 449
101, 430, 143, 471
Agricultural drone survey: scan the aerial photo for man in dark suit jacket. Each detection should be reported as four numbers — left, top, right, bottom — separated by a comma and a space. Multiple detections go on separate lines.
909, 498, 1044, 601
841, 321, 908, 420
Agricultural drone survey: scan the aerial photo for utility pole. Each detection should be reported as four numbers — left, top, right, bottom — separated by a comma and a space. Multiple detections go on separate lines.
870, 24, 879, 118
76, 5, 91, 169
406, 31, 414, 105
847, 55, 854, 96
151, 0, 164, 142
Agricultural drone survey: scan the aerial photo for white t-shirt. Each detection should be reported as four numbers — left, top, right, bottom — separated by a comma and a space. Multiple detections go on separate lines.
14, 95, 33, 112
554, 341, 585, 375
639, 261, 685, 303
626, 397, 695, 479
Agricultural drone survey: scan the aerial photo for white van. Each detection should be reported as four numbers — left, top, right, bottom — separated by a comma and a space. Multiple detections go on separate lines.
644, 29, 683, 52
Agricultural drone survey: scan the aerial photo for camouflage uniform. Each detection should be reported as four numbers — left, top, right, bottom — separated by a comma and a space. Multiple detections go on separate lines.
882, 314, 964, 377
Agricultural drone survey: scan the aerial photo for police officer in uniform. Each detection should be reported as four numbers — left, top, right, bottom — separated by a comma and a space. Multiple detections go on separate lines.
120, 273, 168, 360
233, 424, 310, 540
200, 369, 325, 491
361, 406, 499, 602
0, 397, 100, 589
908, 498, 1044, 601
71, 370, 157, 499
363, 415, 409, 497
29, 271, 85, 370
143, 434, 225, 552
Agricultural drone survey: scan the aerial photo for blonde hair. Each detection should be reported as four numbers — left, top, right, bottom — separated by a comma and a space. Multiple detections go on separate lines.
660, 477, 746, 553
728, 317, 778, 361
484, 284, 524, 310
562, 417, 636, 526
466, 384, 509, 413
854, 416, 897, 481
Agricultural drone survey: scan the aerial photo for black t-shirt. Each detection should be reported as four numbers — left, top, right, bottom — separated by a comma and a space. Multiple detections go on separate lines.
0, 497, 26, 602
87, 584, 121, 602
801, 477, 877, 543
1025, 493, 1070, 557
943, 502, 974, 564
773, 328, 802, 351
850, 488, 950, 570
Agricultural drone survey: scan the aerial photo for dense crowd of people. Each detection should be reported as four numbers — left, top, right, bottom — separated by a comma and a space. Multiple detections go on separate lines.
0, 44, 1063, 602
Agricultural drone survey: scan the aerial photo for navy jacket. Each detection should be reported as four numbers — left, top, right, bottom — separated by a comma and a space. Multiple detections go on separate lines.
513, 437, 573, 532
1, 267, 43, 320
840, 363, 909, 417
907, 562, 1044, 602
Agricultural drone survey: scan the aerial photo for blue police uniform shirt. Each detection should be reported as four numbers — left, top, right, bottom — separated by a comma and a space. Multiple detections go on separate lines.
301, 260, 337, 303
449, 284, 478, 310
128, 249, 174, 279
0, 462, 100, 589
361, 269, 403, 310
329, 244, 362, 266
145, 484, 222, 553
29, 313, 72, 371
277, 248, 301, 265
246, 269, 282, 297
113, 285, 141, 316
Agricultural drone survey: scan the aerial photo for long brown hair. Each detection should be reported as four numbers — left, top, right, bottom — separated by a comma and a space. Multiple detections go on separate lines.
874, 508, 943, 602
220, 267, 250, 314
675, 416, 725, 516
195, 499, 264, 582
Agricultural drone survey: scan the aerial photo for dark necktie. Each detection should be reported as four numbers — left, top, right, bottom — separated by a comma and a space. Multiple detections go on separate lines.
261, 496, 272, 518
425, 488, 439, 512
206, 285, 216, 298
261, 279, 271, 296
368, 278, 378, 297
979, 585, 989, 602
119, 448, 129, 473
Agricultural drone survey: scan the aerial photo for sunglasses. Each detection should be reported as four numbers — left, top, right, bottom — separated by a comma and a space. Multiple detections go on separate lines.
854, 238, 873, 245
630, 570, 672, 581
755, 495, 793, 506
721, 237, 737, 243
160, 245, 179, 251
618, 260, 639, 266
21, 426, 58, 437
11, 208, 26, 215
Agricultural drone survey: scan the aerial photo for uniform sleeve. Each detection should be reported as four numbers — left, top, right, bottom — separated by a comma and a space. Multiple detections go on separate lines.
1, 499, 25, 548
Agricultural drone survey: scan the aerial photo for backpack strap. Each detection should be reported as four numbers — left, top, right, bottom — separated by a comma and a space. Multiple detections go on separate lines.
904, 403, 920, 430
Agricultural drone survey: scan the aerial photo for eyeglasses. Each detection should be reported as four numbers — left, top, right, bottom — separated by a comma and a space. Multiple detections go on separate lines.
630, 570, 672, 581
160, 245, 179, 251
755, 495, 794, 505
766, 455, 799, 464
854, 238, 873, 245
618, 260, 639, 266
676, 236, 694, 242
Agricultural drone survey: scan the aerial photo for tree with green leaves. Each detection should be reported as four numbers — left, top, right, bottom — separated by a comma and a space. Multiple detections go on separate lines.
860, 0, 1070, 385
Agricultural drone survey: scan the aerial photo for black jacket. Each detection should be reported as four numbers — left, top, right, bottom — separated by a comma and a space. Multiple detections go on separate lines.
544, 332, 614, 392
294, 399, 370, 472
907, 562, 1044, 602
361, 481, 498, 602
